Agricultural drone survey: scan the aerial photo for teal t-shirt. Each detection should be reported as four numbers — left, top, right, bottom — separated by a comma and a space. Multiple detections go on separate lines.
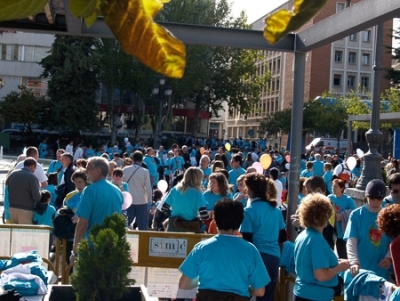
228, 167, 246, 191
203, 190, 233, 211
300, 169, 313, 178
323, 171, 333, 194
233, 192, 247, 207
240, 199, 286, 258
179, 234, 270, 297
165, 187, 207, 221
76, 179, 123, 238
33, 205, 57, 228
200, 167, 212, 189
343, 206, 391, 279
143, 155, 158, 177
328, 193, 356, 238
294, 228, 338, 301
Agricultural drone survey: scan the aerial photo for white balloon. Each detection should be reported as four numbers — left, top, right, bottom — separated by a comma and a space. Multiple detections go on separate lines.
157, 180, 168, 193
124, 137, 129, 143
356, 148, 364, 158
285, 163, 290, 170
252, 162, 264, 174
346, 156, 357, 171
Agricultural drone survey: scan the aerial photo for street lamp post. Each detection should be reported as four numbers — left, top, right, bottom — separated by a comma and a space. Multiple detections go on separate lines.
152, 77, 172, 148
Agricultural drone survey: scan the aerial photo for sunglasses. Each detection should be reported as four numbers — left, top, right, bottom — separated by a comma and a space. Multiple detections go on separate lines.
391, 189, 400, 194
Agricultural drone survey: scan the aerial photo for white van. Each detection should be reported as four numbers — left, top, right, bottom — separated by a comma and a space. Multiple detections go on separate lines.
305, 137, 349, 155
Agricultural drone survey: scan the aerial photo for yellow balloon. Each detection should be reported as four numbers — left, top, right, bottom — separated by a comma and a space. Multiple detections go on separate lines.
200, 147, 205, 155
260, 154, 272, 170
225, 143, 231, 152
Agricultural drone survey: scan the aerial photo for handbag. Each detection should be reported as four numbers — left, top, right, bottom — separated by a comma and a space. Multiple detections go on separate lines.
171, 217, 202, 233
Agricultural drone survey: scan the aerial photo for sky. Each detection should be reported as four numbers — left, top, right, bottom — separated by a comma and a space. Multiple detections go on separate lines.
230, 0, 288, 23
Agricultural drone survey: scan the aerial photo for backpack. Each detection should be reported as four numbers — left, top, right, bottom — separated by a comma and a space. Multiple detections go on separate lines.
53, 208, 76, 240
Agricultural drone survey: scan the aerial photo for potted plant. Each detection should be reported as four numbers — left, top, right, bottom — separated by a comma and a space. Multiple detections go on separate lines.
45, 213, 137, 301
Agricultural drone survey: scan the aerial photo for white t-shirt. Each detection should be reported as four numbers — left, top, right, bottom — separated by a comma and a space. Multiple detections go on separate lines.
274, 179, 283, 207
73, 147, 83, 161
66, 144, 74, 155
15, 160, 48, 185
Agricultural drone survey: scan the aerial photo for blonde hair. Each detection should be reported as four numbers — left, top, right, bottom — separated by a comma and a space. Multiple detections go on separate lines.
298, 193, 333, 228
176, 167, 203, 192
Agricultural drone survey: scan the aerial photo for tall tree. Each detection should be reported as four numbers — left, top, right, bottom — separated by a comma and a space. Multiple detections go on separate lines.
39, 36, 100, 132
158, 0, 268, 136
0, 85, 47, 130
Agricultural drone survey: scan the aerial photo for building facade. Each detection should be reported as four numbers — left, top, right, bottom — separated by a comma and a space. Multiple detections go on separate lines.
225, 0, 393, 148
0, 32, 53, 99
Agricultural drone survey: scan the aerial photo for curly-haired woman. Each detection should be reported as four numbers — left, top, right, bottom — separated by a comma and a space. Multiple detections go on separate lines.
377, 204, 400, 286
294, 193, 350, 301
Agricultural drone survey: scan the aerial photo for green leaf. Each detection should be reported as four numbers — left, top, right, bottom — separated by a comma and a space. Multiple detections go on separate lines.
69, 0, 99, 17
0, 0, 48, 21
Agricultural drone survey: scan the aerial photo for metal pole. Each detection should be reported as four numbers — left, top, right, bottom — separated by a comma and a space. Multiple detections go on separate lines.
158, 97, 162, 148
356, 23, 384, 189
287, 51, 306, 242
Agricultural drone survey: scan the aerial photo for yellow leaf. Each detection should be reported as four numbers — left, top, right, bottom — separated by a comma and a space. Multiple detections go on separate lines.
101, 0, 186, 78
264, 0, 328, 44
69, 0, 101, 27
0, 0, 48, 21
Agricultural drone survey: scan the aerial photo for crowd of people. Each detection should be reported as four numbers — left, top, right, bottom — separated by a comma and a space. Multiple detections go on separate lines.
2, 137, 400, 300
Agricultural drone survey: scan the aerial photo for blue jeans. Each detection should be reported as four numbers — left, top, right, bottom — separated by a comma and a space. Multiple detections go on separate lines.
257, 252, 280, 301
127, 204, 148, 230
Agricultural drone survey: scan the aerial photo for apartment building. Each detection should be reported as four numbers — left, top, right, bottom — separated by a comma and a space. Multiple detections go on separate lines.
0, 32, 53, 99
225, 0, 392, 146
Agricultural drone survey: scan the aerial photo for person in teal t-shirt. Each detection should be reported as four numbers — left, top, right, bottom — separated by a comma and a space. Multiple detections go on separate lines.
240, 173, 286, 301
33, 190, 57, 229
294, 193, 350, 301
344, 179, 392, 280
328, 178, 356, 259
228, 154, 246, 192
203, 173, 232, 211
72, 157, 123, 265
179, 199, 270, 299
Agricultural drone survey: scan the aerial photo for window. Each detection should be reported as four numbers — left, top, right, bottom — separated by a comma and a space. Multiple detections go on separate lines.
349, 33, 357, 41
362, 30, 371, 42
336, 2, 345, 12
361, 77, 369, 89
333, 74, 341, 86
334, 51, 343, 62
362, 53, 370, 65
0, 44, 21, 61
348, 52, 356, 64
347, 76, 355, 88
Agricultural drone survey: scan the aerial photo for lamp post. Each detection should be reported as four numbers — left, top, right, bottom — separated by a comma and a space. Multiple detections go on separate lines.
152, 77, 172, 148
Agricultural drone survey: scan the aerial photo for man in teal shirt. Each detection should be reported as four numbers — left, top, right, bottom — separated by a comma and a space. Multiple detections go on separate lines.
71, 157, 123, 264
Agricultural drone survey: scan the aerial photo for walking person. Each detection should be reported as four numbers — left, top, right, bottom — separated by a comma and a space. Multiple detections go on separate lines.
240, 173, 286, 301
123, 151, 152, 230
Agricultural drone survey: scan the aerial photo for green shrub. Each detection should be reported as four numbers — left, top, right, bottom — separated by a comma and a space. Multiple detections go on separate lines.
71, 213, 135, 301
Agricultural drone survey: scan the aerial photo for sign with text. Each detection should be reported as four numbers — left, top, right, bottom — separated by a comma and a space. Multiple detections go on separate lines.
149, 237, 187, 258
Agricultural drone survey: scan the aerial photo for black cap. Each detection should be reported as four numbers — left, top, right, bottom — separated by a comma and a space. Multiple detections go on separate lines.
365, 179, 387, 199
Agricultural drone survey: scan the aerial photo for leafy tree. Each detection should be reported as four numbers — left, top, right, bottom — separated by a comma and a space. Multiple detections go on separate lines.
0, 85, 48, 130
158, 0, 268, 136
384, 25, 400, 85
259, 108, 292, 135
39, 36, 100, 132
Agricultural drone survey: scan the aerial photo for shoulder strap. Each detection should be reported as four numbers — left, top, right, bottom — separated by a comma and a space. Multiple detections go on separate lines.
126, 166, 140, 183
